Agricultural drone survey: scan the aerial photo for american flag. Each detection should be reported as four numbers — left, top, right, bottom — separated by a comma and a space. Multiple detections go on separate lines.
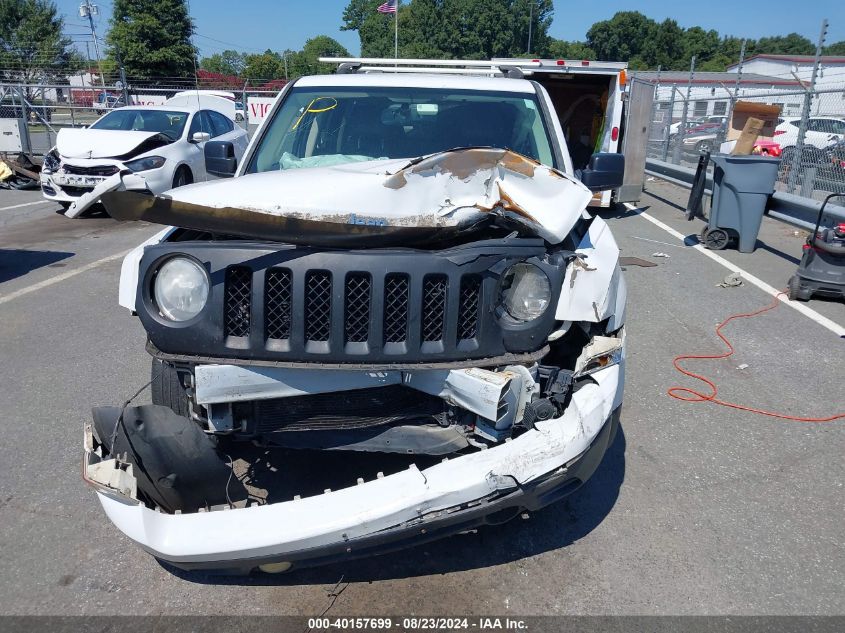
377, 0, 397, 13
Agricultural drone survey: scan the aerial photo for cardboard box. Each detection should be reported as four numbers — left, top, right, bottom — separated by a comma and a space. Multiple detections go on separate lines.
727, 101, 782, 141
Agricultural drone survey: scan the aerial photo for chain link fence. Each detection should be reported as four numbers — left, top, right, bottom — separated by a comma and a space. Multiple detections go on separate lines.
645, 86, 845, 201
1, 81, 282, 156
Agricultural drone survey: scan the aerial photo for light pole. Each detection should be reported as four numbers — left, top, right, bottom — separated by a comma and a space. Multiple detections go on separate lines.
527, 1, 533, 55
79, 0, 107, 96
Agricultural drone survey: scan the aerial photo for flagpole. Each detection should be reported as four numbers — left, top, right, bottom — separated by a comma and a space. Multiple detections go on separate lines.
394, 1, 399, 62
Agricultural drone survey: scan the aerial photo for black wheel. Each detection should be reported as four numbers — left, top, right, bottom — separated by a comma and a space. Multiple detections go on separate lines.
235, 113, 244, 122
787, 275, 808, 302
151, 358, 190, 417
172, 166, 193, 189
703, 228, 730, 250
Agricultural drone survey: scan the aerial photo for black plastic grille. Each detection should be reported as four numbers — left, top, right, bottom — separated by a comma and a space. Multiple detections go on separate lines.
305, 271, 332, 342
457, 275, 481, 341
224, 266, 252, 337
344, 273, 371, 343
421, 275, 448, 342
63, 164, 119, 177
265, 268, 292, 340
383, 274, 409, 344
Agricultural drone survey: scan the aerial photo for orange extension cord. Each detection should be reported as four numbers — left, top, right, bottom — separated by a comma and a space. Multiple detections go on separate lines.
668, 292, 845, 422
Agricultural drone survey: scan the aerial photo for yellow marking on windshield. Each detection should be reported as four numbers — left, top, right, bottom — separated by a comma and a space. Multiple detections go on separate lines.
291, 97, 338, 131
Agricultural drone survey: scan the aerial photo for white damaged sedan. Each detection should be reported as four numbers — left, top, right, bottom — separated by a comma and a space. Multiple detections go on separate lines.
41, 97, 248, 217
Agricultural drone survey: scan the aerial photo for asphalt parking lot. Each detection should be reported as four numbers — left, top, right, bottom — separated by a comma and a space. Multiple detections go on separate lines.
0, 181, 843, 616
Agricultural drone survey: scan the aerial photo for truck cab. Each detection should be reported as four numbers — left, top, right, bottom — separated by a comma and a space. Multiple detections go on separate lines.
84, 64, 628, 575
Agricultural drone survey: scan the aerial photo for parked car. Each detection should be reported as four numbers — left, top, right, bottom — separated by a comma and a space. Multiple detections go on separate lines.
775, 117, 845, 164
83, 68, 628, 574
94, 93, 126, 114
40, 95, 249, 216
681, 122, 727, 154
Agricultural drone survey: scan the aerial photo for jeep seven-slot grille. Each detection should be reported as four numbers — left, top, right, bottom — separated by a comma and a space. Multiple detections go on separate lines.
421, 275, 448, 342
222, 268, 485, 355
383, 274, 409, 344
344, 273, 371, 343
224, 266, 251, 337
305, 271, 332, 342
265, 268, 292, 340
458, 275, 481, 341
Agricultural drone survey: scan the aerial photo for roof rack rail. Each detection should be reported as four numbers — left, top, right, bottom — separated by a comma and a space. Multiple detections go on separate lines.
318, 57, 538, 78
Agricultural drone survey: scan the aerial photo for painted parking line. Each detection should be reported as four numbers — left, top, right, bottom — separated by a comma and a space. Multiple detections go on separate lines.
624, 203, 845, 338
0, 250, 129, 306
0, 201, 50, 212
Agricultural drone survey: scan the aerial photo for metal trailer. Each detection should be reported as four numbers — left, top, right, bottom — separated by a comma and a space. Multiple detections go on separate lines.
494, 58, 654, 206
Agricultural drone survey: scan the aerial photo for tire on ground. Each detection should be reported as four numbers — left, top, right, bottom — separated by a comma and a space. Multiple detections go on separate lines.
151, 358, 190, 417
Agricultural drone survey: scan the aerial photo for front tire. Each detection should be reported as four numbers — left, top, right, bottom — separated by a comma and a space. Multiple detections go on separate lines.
172, 165, 193, 189
151, 358, 190, 417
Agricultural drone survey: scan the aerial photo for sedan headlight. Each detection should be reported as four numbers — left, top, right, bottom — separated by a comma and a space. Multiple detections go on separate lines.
124, 155, 166, 172
153, 257, 209, 321
498, 263, 551, 321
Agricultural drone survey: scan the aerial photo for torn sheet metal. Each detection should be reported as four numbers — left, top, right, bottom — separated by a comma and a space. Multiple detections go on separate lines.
64, 170, 153, 218
556, 216, 622, 322
57, 128, 165, 159
193, 364, 528, 425
88, 364, 621, 565
104, 148, 593, 245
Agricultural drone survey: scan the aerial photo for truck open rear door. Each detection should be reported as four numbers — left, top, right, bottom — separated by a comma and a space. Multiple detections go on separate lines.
617, 77, 655, 203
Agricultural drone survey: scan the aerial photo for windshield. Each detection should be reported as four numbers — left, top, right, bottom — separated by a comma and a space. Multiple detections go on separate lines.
91, 109, 189, 141
246, 86, 556, 174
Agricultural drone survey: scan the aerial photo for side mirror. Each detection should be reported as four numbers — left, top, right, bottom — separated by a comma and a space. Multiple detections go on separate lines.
580, 153, 625, 192
191, 131, 211, 144
204, 140, 237, 178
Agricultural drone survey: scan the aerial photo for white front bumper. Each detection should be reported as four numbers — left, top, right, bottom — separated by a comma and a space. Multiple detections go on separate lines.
92, 363, 623, 567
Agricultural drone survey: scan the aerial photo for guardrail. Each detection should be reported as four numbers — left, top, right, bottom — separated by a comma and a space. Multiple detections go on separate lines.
645, 157, 845, 232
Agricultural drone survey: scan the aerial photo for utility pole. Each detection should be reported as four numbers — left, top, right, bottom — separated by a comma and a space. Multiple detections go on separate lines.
79, 0, 107, 96
787, 18, 828, 193
527, 1, 534, 55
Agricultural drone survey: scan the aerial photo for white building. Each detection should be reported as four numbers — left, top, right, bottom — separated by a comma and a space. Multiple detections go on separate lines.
727, 54, 845, 116
634, 70, 804, 121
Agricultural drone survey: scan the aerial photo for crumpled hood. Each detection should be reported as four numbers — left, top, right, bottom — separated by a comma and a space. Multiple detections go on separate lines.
104, 149, 593, 245
56, 128, 166, 159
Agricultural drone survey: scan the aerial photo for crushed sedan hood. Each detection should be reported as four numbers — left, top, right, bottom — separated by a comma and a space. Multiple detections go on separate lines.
103, 148, 593, 245
56, 128, 170, 159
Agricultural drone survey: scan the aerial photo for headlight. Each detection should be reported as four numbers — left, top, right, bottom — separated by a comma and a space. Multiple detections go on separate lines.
498, 263, 551, 321
124, 155, 166, 172
43, 150, 60, 173
153, 257, 209, 321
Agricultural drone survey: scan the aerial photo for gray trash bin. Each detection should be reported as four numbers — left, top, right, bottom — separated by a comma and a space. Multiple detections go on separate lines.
703, 154, 780, 253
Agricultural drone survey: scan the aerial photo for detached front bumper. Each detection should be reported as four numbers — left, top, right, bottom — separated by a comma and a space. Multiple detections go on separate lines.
84, 363, 622, 574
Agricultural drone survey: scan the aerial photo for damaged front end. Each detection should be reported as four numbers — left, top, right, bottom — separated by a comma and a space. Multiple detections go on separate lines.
85, 148, 626, 574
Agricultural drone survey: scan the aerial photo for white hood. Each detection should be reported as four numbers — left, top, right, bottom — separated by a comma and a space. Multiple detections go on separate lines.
56, 128, 166, 159
167, 149, 593, 244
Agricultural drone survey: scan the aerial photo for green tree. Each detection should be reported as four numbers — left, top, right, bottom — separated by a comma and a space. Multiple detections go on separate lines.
0, 0, 82, 86
297, 35, 350, 75
200, 49, 246, 76
755, 33, 814, 55
341, 0, 554, 60
546, 39, 596, 60
586, 11, 657, 66
824, 41, 845, 55
243, 49, 285, 81
106, 0, 197, 79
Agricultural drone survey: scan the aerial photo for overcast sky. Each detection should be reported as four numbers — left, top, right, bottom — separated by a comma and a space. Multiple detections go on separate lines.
55, 0, 844, 59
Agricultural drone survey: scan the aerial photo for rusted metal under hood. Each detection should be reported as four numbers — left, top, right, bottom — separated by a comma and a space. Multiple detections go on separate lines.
102, 148, 593, 245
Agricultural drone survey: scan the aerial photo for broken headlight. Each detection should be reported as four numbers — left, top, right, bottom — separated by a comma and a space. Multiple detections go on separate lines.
498, 263, 551, 321
124, 155, 166, 172
153, 256, 209, 321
